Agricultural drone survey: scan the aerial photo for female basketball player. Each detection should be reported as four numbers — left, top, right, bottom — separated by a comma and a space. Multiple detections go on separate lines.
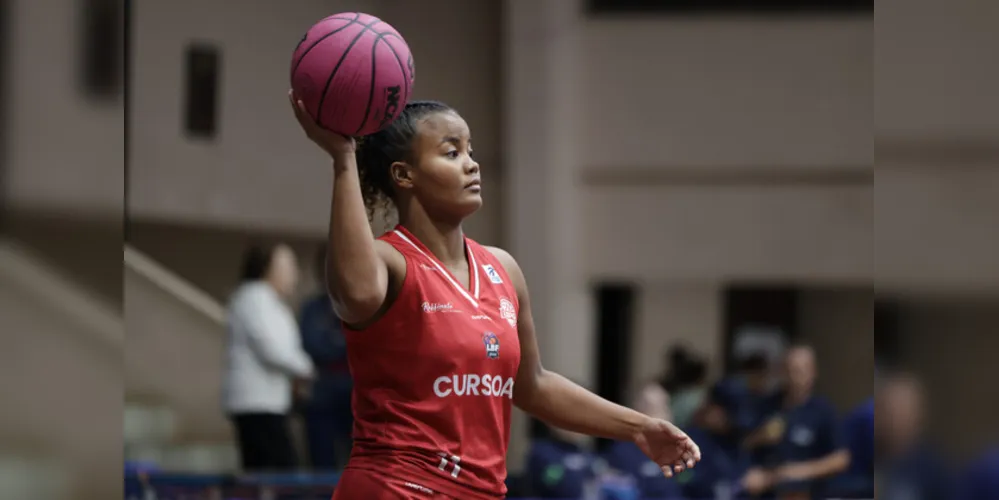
290, 92, 700, 499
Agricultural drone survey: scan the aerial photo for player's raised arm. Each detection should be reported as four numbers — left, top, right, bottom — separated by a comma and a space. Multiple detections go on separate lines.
289, 92, 392, 325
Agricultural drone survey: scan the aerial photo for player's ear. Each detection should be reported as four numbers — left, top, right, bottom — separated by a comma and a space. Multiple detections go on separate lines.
390, 161, 415, 190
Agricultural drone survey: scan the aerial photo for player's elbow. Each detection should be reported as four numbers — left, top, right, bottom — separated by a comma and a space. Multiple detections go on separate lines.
330, 289, 385, 325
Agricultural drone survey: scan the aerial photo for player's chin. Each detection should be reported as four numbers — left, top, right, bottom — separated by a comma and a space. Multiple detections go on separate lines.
457, 192, 483, 211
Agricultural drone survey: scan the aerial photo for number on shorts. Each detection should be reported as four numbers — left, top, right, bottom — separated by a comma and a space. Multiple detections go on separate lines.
437, 453, 461, 478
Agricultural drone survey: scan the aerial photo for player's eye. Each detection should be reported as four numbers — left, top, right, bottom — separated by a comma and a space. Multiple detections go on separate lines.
445, 150, 459, 159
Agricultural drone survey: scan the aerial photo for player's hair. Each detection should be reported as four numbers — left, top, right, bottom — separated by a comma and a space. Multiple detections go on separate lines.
355, 100, 454, 221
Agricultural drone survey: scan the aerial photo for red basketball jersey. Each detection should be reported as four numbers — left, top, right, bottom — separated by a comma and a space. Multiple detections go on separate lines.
343, 226, 521, 499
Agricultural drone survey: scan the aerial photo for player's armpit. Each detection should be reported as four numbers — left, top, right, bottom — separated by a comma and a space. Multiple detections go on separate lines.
483, 246, 546, 407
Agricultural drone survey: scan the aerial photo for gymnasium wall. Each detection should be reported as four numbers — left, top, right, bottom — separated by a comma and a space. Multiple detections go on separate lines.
3, 0, 123, 219
128, 0, 503, 244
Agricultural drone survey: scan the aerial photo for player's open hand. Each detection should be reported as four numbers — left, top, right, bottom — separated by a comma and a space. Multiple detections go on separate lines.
633, 418, 701, 478
288, 90, 356, 157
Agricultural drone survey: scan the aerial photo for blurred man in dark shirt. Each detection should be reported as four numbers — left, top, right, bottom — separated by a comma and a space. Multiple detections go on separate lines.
298, 245, 353, 469
957, 448, 999, 500
604, 382, 687, 499
696, 352, 780, 471
526, 425, 601, 499
876, 372, 950, 500
740, 345, 850, 500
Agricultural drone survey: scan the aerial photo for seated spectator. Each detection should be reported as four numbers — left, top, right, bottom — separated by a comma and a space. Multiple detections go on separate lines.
876, 373, 950, 500
695, 352, 780, 470
526, 424, 601, 498
740, 345, 850, 500
660, 346, 710, 429
603, 382, 685, 499
223, 244, 315, 471
298, 244, 353, 470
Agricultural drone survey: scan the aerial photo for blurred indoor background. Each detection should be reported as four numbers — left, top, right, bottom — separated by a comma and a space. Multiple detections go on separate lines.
1, 0, 998, 499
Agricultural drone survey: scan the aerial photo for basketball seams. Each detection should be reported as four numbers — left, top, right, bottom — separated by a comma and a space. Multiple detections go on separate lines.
353, 33, 409, 136
378, 33, 412, 107
291, 13, 361, 77
314, 18, 383, 129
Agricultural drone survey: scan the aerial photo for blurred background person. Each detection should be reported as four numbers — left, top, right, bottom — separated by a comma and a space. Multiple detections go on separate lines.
525, 423, 601, 499
603, 381, 685, 500
876, 372, 950, 500
661, 345, 710, 429
957, 447, 999, 500
297, 245, 353, 470
829, 393, 873, 497
740, 345, 849, 500
696, 351, 779, 470
222, 244, 315, 471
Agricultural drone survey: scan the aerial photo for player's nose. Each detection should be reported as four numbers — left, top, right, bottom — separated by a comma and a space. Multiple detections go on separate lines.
464, 158, 480, 175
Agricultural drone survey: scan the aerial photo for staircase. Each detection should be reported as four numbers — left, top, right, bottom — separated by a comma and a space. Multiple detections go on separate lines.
124, 246, 238, 472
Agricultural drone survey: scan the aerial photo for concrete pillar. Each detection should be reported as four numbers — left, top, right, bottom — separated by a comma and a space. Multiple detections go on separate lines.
504, 0, 593, 471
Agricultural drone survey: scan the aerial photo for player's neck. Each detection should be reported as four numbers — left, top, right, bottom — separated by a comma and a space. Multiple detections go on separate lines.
399, 210, 466, 268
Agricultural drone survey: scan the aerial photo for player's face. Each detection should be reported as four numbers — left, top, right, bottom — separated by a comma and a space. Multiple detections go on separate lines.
408, 111, 482, 221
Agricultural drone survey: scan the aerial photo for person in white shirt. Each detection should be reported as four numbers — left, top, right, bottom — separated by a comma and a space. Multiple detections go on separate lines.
223, 243, 315, 471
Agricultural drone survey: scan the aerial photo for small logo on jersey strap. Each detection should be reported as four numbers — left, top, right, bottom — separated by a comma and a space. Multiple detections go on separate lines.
499, 298, 517, 327
483, 332, 500, 359
482, 264, 503, 284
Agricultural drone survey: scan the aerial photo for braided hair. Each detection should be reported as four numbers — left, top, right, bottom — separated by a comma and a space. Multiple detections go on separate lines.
355, 100, 454, 222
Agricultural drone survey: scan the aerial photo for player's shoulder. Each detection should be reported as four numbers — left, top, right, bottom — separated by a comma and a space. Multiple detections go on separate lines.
481, 246, 524, 281
373, 235, 406, 269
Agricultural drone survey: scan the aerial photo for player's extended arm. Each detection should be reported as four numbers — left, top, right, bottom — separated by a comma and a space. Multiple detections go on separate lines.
290, 92, 391, 325
489, 248, 673, 442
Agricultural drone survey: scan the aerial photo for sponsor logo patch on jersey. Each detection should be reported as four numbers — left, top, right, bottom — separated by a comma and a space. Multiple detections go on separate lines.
482, 264, 503, 284
422, 301, 456, 313
499, 297, 517, 327
483, 332, 500, 359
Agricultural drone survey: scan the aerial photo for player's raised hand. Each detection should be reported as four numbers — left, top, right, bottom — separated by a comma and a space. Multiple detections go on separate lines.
633, 418, 701, 478
288, 89, 356, 158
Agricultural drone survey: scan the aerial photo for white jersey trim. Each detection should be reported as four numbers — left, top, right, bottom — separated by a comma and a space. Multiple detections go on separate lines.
393, 230, 479, 308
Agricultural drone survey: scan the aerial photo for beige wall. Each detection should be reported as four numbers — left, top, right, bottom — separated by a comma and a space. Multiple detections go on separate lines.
798, 288, 875, 410
128, 0, 502, 243
4, 0, 123, 219
631, 285, 724, 388
581, 18, 871, 171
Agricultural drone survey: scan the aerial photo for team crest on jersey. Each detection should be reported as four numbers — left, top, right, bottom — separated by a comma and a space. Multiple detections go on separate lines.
499, 298, 517, 327
483, 332, 500, 359
482, 264, 503, 284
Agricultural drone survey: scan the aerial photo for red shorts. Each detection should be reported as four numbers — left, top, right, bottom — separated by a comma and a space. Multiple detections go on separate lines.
332, 468, 458, 500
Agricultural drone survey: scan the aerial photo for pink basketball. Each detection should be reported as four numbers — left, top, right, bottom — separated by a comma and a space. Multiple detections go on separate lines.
291, 12, 415, 136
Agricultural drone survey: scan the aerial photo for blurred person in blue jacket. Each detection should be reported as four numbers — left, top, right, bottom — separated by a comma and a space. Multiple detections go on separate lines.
695, 352, 781, 470
526, 422, 603, 498
876, 372, 950, 500
827, 396, 873, 497
298, 245, 354, 469
604, 382, 686, 499
739, 345, 849, 500
957, 448, 999, 500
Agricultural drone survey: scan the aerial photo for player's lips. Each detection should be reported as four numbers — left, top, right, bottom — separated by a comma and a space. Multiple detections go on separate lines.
465, 178, 482, 191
